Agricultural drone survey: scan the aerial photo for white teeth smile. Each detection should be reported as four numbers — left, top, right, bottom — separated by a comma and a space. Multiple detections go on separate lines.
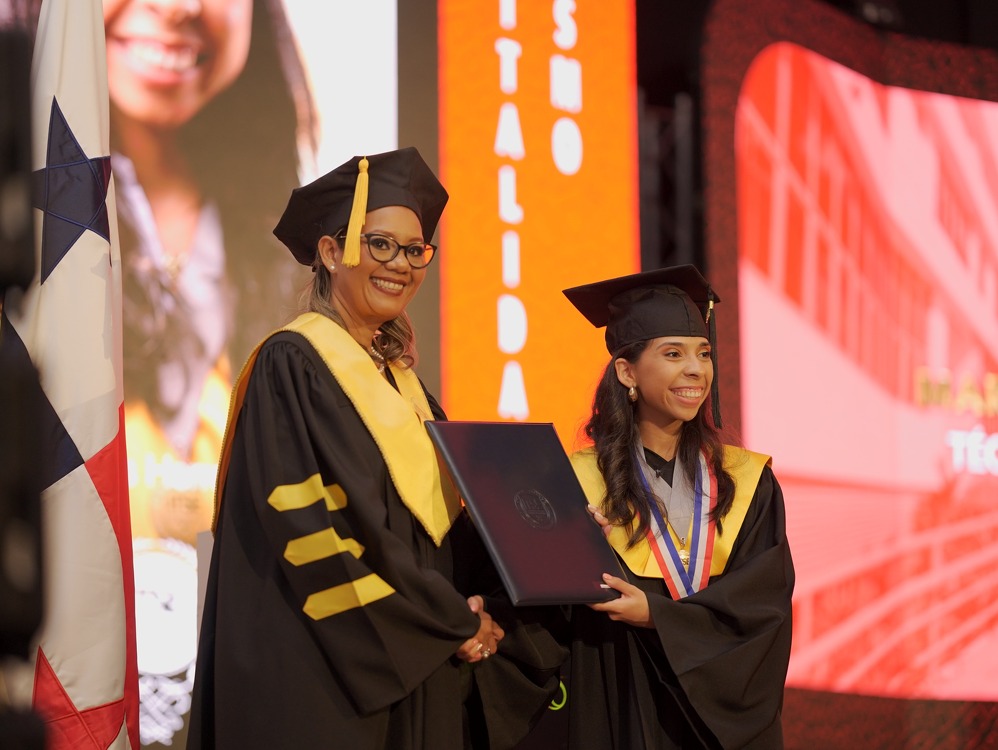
673, 389, 703, 399
372, 278, 404, 293
124, 40, 200, 73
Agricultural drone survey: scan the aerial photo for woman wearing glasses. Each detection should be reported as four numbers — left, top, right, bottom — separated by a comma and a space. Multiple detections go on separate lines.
188, 148, 564, 749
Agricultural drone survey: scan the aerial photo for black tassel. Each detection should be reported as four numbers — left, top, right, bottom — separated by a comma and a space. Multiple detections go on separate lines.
706, 292, 722, 429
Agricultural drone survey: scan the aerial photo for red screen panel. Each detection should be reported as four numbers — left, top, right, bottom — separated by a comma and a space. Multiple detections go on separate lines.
737, 41, 998, 701
703, 0, 998, 744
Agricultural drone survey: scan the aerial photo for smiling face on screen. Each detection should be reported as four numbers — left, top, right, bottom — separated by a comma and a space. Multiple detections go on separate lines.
104, 0, 253, 129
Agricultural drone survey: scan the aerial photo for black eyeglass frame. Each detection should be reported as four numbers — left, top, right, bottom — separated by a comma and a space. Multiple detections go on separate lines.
334, 232, 438, 268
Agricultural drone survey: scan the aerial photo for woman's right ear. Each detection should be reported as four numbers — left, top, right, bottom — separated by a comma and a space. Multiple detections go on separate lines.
317, 235, 338, 271
614, 358, 635, 388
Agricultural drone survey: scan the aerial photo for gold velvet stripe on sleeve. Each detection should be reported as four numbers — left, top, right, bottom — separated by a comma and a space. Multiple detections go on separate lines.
303, 574, 396, 620
268, 474, 349, 512
267, 475, 365, 564
284, 528, 364, 565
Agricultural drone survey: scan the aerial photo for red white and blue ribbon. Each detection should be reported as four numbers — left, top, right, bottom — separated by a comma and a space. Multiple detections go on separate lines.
636, 447, 717, 598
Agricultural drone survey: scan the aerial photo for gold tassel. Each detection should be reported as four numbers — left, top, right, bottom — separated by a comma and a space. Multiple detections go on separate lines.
343, 157, 369, 267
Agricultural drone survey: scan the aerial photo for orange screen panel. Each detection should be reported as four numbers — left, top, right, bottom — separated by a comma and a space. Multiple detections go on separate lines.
438, 1, 639, 446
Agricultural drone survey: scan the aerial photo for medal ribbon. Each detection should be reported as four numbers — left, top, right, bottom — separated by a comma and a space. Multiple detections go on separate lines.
636, 448, 717, 598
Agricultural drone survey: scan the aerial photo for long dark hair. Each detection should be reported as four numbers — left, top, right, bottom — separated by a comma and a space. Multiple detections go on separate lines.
119, 0, 316, 410
584, 340, 736, 547
181, 0, 315, 362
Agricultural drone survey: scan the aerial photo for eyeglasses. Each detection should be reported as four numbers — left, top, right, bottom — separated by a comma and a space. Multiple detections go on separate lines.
336, 233, 437, 268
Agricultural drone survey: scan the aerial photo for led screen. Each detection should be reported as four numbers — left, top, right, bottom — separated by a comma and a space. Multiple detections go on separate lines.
702, 0, 998, 743
106, 2, 400, 745
737, 41, 998, 702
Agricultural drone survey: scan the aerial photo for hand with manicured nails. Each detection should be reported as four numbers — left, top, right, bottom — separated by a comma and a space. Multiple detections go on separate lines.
588, 574, 653, 628
586, 506, 654, 628
456, 595, 505, 662
586, 504, 613, 539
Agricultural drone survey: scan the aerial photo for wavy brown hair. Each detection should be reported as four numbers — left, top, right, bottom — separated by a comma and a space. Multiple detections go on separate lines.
584, 340, 735, 547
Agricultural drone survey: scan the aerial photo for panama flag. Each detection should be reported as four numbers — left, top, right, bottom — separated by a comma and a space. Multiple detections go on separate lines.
0, 0, 139, 747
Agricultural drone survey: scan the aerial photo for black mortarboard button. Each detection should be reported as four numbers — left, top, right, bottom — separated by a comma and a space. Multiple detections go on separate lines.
563, 265, 722, 427
273, 146, 448, 267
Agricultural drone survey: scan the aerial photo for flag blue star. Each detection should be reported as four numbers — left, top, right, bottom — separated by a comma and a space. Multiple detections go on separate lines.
31, 97, 111, 284
0, 307, 83, 489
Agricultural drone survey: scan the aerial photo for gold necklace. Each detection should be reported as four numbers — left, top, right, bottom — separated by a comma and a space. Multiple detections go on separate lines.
369, 345, 385, 373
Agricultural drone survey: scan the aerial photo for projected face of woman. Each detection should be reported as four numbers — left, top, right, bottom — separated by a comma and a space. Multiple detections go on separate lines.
104, 0, 253, 129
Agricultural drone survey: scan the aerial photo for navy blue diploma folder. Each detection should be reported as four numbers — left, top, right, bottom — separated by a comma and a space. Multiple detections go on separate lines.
425, 421, 623, 605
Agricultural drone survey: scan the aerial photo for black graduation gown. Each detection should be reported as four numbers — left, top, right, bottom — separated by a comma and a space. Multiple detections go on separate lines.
568, 457, 794, 750
188, 327, 563, 750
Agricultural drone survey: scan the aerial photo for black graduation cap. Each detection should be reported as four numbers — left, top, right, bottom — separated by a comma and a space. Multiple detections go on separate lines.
563, 265, 723, 427
273, 146, 449, 267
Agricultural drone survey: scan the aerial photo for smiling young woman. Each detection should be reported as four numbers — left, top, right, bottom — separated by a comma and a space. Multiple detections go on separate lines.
560, 265, 795, 749
103, 0, 253, 129
614, 336, 715, 454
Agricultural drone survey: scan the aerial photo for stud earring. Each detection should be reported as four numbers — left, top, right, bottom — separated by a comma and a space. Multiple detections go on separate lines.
627, 386, 637, 402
